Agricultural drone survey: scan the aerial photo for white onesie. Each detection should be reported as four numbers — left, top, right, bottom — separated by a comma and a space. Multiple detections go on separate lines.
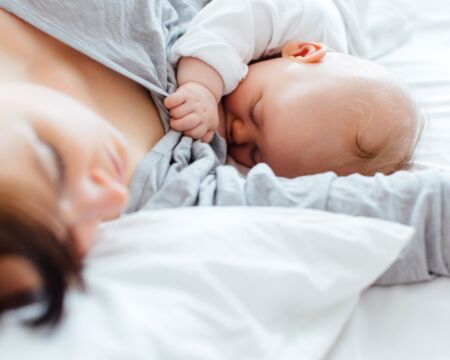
170, 0, 367, 94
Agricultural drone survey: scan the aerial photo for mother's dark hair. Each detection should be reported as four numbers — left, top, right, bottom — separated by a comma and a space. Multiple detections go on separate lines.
0, 181, 82, 327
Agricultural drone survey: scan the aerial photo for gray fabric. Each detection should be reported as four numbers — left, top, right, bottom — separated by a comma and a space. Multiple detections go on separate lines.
0, 0, 207, 132
124, 130, 450, 285
2, 0, 450, 286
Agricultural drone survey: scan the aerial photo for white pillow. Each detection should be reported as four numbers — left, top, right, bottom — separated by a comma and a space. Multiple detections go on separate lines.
0, 207, 412, 360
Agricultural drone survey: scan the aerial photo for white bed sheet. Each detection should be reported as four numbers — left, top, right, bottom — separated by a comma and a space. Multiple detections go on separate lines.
328, 0, 450, 358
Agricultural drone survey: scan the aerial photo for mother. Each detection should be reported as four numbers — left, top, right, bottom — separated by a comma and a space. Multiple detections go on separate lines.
0, 0, 449, 327
0, 0, 198, 324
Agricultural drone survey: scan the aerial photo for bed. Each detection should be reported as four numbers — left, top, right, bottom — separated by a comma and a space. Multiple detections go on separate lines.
1, 0, 450, 359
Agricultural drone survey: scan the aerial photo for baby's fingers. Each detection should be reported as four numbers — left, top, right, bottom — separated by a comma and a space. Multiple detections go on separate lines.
164, 90, 186, 109
169, 102, 194, 120
170, 114, 200, 132
184, 125, 208, 139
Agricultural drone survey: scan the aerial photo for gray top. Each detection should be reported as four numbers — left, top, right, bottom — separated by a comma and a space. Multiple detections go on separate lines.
0, 0, 206, 129
1, 0, 449, 286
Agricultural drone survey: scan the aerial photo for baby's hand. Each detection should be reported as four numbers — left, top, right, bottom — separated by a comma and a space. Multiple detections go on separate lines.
164, 82, 219, 143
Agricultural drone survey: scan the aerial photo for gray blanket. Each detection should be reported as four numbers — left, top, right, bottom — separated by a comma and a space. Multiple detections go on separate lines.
2, 0, 450, 285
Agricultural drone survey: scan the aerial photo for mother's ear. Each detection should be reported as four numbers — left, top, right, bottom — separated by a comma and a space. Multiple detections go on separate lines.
281, 41, 327, 63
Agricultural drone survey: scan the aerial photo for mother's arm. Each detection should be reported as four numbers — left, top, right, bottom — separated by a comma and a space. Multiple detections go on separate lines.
245, 165, 450, 285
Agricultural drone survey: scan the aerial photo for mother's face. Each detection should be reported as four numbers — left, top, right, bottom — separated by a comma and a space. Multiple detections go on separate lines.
0, 84, 130, 256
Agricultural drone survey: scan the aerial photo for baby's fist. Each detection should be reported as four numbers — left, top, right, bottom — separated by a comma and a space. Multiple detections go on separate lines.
164, 82, 219, 143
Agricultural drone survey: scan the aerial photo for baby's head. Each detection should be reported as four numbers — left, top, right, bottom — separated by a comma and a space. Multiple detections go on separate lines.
222, 42, 421, 177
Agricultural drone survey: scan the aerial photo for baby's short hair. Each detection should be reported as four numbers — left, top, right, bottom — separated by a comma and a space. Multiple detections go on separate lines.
335, 74, 423, 176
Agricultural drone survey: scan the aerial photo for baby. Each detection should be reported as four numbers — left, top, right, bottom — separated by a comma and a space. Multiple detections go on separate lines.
165, 0, 420, 178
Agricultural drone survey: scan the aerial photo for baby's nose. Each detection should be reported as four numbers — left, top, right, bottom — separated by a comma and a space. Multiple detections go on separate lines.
230, 118, 251, 145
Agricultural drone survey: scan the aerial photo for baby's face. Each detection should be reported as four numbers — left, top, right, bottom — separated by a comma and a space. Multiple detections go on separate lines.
222, 53, 414, 177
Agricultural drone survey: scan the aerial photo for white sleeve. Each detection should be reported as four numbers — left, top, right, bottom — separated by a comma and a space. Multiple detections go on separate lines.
169, 0, 349, 95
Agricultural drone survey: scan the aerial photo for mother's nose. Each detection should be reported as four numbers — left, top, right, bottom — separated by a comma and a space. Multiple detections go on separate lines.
60, 169, 128, 225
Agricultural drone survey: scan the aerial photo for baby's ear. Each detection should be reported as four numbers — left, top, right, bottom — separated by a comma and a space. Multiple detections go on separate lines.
281, 41, 327, 63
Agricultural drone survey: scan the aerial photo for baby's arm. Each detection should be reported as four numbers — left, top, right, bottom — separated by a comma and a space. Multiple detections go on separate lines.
164, 57, 224, 143
169, 0, 349, 95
